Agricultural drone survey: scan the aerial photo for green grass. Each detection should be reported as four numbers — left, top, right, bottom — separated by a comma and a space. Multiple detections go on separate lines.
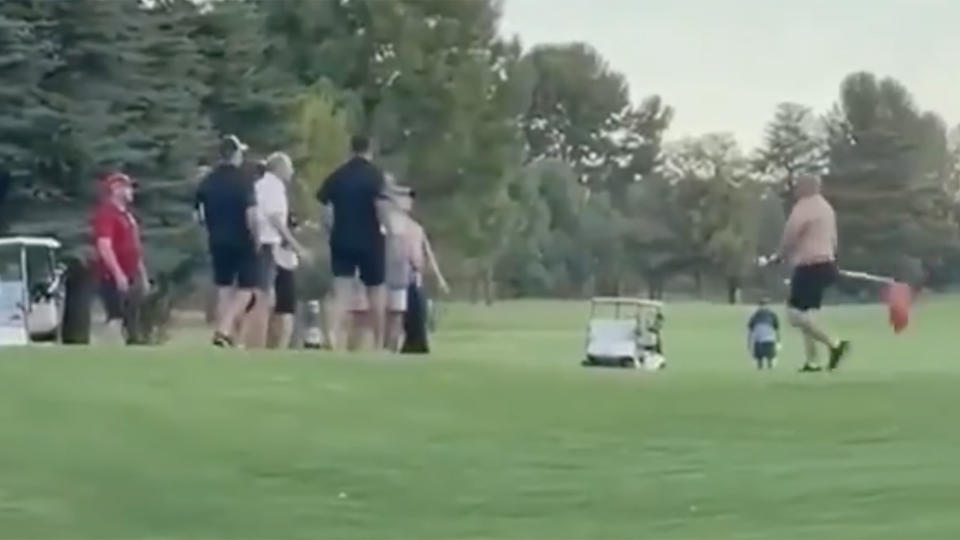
1, 299, 959, 539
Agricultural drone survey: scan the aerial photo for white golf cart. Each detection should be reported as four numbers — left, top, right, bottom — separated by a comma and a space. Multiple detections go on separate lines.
0, 236, 65, 346
582, 297, 666, 371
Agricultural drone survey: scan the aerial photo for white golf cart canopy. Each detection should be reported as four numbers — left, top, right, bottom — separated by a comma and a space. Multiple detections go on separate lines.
0, 237, 61, 249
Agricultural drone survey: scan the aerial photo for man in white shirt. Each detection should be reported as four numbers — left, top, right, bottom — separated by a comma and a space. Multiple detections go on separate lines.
243, 151, 310, 348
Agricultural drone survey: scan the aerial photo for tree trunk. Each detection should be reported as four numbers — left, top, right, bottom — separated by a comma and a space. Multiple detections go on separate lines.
483, 266, 495, 305
469, 276, 479, 304
694, 270, 704, 298
646, 275, 664, 300
726, 276, 741, 305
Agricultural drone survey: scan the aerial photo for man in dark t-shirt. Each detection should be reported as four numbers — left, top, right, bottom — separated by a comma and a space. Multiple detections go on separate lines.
195, 134, 260, 347
317, 135, 388, 349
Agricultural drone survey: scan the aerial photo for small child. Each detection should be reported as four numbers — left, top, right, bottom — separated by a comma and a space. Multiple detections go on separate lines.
747, 299, 780, 369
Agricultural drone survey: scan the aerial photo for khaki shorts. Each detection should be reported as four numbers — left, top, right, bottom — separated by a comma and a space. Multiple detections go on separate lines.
388, 288, 408, 313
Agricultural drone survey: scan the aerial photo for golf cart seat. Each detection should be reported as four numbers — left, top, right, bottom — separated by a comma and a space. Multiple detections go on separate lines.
587, 319, 638, 359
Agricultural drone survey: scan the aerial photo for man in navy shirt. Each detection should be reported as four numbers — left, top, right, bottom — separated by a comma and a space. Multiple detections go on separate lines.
195, 135, 260, 347
317, 135, 389, 349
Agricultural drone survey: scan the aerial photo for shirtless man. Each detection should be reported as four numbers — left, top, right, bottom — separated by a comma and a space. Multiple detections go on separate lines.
382, 184, 448, 352
761, 175, 851, 372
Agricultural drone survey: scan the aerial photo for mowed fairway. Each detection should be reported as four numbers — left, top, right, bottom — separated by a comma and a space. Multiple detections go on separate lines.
0, 299, 958, 539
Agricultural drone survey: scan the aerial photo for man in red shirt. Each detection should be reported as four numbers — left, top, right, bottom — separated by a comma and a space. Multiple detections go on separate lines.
91, 172, 148, 344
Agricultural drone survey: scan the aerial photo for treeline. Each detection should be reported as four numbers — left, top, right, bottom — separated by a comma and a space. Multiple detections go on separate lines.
1, 0, 958, 302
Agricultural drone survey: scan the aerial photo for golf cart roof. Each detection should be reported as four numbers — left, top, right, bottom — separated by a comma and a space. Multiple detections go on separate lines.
591, 297, 664, 309
0, 236, 61, 249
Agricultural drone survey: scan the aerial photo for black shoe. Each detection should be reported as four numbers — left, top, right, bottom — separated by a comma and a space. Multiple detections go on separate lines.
212, 332, 233, 348
829, 340, 851, 371
799, 364, 824, 373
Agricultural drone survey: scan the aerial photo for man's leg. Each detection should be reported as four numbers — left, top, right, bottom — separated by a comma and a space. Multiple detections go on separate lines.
788, 307, 845, 371
241, 289, 273, 349
241, 247, 276, 349
360, 242, 387, 350
347, 310, 368, 351
330, 277, 355, 350
803, 332, 819, 368
97, 280, 126, 345
385, 311, 404, 352
366, 285, 387, 350
219, 246, 261, 347
384, 288, 407, 352
267, 269, 296, 349
215, 287, 234, 332
211, 245, 242, 345
788, 264, 849, 371
267, 313, 295, 349
788, 308, 835, 348
217, 288, 253, 343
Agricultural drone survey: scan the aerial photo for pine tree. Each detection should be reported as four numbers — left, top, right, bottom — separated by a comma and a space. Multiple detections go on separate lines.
826, 73, 958, 281
0, 11, 57, 174
756, 103, 826, 210
193, 0, 290, 149
0, 9, 58, 230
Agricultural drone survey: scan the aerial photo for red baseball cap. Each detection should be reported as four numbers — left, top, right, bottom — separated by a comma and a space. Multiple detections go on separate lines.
101, 172, 134, 188
99, 172, 135, 197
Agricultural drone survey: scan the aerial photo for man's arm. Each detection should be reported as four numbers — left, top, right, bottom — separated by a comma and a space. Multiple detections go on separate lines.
320, 205, 333, 232
96, 238, 129, 291
316, 170, 335, 204
831, 210, 839, 253
268, 213, 310, 259
373, 180, 391, 233
193, 180, 206, 225
243, 181, 259, 247
375, 198, 391, 234
138, 260, 150, 291
316, 174, 336, 235
93, 214, 130, 291
422, 234, 449, 293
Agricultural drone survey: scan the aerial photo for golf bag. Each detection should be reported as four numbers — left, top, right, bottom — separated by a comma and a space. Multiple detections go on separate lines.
400, 282, 429, 354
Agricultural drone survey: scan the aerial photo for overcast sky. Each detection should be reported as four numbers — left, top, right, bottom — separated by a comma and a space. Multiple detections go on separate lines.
500, 0, 960, 150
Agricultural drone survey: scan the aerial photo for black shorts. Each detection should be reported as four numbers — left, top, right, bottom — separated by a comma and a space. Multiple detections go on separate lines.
753, 341, 777, 360
789, 261, 838, 311
330, 241, 385, 287
99, 279, 128, 321
274, 267, 296, 315
210, 243, 259, 289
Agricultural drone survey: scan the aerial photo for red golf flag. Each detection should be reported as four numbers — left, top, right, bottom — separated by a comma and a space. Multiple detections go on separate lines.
886, 282, 912, 334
